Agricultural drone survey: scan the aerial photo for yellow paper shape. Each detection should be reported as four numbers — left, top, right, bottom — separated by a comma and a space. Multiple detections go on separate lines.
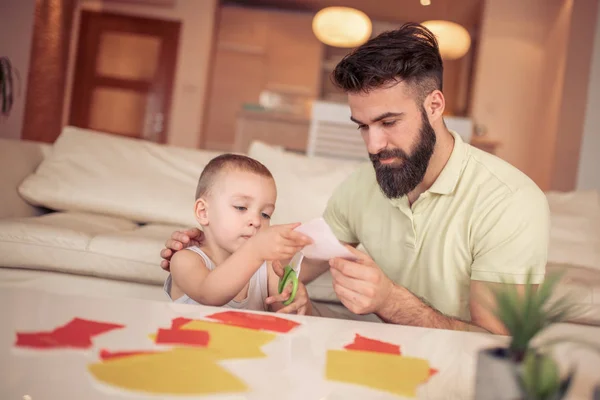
179, 320, 276, 359
325, 350, 431, 398
88, 347, 247, 395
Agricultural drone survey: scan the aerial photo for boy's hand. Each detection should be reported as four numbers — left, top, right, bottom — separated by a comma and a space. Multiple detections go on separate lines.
249, 223, 312, 262
265, 260, 312, 315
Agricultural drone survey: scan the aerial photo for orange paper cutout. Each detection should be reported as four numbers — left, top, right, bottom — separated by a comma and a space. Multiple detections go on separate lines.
15, 317, 124, 349
99, 349, 159, 361
206, 310, 300, 333
343, 333, 401, 355
155, 328, 209, 347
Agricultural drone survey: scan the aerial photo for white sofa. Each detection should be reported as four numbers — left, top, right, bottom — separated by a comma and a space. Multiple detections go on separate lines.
1, 126, 599, 325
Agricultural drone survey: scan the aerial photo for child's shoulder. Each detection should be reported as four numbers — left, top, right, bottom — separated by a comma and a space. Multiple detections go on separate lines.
170, 246, 210, 271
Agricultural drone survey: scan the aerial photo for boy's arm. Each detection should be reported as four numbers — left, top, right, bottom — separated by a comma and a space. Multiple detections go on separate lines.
170, 246, 263, 307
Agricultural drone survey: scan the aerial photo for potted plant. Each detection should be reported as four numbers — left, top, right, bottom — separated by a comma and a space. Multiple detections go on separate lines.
515, 351, 575, 400
473, 271, 581, 400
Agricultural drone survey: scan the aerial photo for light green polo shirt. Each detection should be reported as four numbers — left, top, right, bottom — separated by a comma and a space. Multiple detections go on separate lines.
323, 130, 549, 320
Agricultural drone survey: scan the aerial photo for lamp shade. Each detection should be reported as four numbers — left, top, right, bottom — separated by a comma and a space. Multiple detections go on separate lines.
421, 20, 471, 60
312, 7, 372, 48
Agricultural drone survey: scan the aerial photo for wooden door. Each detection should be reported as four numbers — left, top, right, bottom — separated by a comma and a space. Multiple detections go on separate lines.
70, 11, 180, 143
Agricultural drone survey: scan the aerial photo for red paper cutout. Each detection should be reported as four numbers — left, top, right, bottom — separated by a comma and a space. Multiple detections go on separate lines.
99, 349, 159, 361
206, 310, 300, 333
15, 318, 124, 349
429, 368, 438, 378
155, 328, 209, 347
170, 317, 193, 330
344, 334, 401, 355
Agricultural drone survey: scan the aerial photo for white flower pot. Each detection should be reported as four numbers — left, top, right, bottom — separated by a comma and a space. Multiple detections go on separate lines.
474, 347, 522, 400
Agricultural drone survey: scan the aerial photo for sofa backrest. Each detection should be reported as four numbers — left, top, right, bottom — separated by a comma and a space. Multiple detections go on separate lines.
18, 126, 223, 226
17, 126, 361, 228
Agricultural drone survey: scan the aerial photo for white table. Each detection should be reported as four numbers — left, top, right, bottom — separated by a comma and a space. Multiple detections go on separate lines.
0, 287, 599, 400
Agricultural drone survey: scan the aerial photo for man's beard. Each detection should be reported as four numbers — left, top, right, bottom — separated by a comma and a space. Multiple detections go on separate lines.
369, 110, 436, 199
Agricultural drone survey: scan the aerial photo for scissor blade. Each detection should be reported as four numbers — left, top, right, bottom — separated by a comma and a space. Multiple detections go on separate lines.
289, 252, 305, 277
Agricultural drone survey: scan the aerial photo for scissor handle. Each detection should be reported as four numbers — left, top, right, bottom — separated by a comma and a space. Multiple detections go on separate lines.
278, 265, 298, 306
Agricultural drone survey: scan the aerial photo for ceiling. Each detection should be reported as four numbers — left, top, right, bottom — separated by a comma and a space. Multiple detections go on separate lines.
223, 0, 484, 29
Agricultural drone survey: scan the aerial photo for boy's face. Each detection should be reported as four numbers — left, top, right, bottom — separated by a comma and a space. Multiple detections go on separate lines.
196, 169, 276, 253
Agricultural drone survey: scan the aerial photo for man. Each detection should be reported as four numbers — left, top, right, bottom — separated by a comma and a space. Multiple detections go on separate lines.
160, 23, 549, 334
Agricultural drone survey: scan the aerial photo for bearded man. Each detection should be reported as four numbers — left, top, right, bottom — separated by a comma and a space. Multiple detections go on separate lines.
160, 23, 549, 334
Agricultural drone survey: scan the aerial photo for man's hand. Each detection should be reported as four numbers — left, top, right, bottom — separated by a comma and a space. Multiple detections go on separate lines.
266, 260, 312, 315
329, 245, 394, 315
160, 228, 205, 272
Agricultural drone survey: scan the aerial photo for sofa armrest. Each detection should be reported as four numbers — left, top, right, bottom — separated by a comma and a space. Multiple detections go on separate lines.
0, 138, 51, 219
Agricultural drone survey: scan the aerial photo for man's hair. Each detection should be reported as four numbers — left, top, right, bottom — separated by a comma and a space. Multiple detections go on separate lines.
332, 22, 443, 104
195, 154, 273, 199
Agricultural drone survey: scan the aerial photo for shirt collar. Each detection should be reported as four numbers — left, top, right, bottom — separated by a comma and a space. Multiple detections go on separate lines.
427, 129, 468, 195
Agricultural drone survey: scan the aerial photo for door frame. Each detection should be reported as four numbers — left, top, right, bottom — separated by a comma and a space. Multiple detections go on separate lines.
69, 10, 180, 143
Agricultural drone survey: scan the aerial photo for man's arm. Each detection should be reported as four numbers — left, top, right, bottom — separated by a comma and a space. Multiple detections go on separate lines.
376, 284, 486, 332
376, 280, 530, 334
329, 245, 523, 334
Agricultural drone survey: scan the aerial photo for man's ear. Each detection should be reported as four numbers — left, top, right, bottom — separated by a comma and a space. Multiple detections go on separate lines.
425, 89, 445, 122
194, 198, 209, 226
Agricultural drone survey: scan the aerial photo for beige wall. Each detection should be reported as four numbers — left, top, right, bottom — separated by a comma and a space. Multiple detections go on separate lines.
471, 0, 598, 191
65, 0, 217, 148
577, 2, 600, 190
471, 0, 566, 187
0, 0, 36, 139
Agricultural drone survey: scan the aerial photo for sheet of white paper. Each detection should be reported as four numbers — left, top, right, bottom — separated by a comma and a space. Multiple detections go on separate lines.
294, 217, 358, 261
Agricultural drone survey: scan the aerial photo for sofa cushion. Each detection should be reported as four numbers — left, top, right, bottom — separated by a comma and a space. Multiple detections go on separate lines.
0, 211, 137, 250
18, 126, 223, 227
545, 190, 600, 218
545, 191, 600, 271
89, 223, 187, 265
248, 141, 363, 225
548, 214, 600, 270
0, 211, 169, 285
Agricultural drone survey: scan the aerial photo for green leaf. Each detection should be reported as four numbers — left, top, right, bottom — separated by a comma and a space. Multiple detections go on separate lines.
520, 352, 562, 399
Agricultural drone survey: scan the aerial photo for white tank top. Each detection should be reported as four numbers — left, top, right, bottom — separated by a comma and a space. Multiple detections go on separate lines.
164, 246, 269, 311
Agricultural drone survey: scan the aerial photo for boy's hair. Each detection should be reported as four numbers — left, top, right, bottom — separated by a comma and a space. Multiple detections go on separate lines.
332, 22, 443, 105
195, 154, 273, 199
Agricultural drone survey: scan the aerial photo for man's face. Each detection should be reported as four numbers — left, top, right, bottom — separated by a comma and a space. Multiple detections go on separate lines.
348, 82, 436, 199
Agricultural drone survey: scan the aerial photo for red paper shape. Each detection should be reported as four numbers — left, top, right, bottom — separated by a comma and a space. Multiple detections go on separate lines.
343, 334, 401, 355
99, 349, 159, 361
206, 310, 300, 333
155, 328, 209, 347
170, 317, 193, 330
15, 317, 124, 350
429, 368, 438, 377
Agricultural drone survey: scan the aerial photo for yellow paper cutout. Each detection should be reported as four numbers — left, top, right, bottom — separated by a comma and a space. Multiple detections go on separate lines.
325, 350, 431, 397
179, 320, 276, 359
88, 347, 247, 395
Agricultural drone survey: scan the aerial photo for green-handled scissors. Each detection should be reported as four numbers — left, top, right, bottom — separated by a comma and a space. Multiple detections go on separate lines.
278, 252, 304, 306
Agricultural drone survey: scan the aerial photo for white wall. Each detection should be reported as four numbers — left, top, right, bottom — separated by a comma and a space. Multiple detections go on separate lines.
577, 3, 600, 190
0, 0, 36, 139
66, 0, 218, 148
